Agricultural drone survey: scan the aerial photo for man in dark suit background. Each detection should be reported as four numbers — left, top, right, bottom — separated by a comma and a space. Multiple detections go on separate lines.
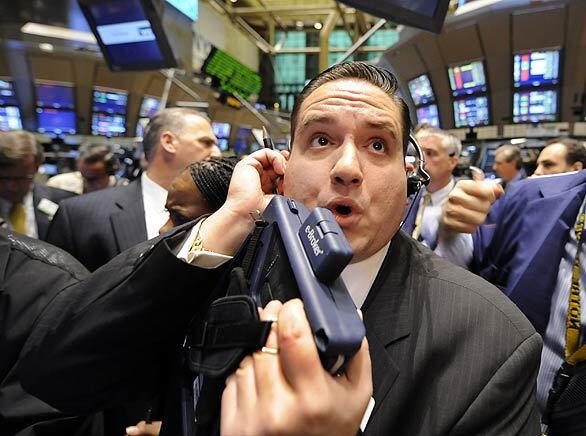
19, 63, 542, 435
47, 107, 221, 272
0, 130, 75, 241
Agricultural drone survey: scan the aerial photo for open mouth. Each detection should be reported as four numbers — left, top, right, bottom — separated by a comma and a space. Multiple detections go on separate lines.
334, 204, 353, 216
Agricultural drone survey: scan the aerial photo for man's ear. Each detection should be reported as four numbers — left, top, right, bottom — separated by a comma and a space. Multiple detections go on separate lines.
571, 161, 583, 171
160, 131, 177, 154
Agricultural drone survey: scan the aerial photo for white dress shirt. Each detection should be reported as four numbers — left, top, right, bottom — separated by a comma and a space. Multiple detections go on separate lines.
0, 190, 38, 238
417, 179, 474, 268
141, 172, 169, 239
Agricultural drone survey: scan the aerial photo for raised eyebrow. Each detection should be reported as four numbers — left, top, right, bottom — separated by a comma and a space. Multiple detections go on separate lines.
300, 114, 336, 129
365, 121, 398, 139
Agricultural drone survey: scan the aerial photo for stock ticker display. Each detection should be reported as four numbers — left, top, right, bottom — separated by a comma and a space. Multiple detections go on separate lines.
416, 104, 440, 127
0, 80, 18, 106
513, 50, 560, 88
36, 83, 75, 109
36, 108, 77, 135
0, 106, 22, 131
203, 47, 262, 99
448, 61, 487, 97
408, 74, 435, 106
91, 113, 126, 137
453, 96, 489, 127
513, 89, 558, 123
92, 88, 128, 115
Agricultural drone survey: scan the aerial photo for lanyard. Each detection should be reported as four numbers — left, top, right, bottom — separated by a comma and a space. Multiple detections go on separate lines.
565, 208, 586, 365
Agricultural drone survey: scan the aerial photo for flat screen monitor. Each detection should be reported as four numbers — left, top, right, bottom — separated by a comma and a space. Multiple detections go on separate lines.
79, 0, 177, 71
139, 96, 160, 118
408, 74, 435, 106
453, 96, 489, 128
448, 61, 487, 97
203, 48, 262, 99
91, 113, 126, 136
338, 0, 451, 33
233, 126, 251, 155
135, 117, 150, 137
513, 90, 558, 123
416, 104, 440, 128
0, 79, 18, 106
513, 49, 560, 88
93, 88, 128, 115
0, 106, 22, 131
217, 138, 229, 152
36, 108, 77, 135
36, 83, 75, 109
212, 122, 231, 138
166, 0, 198, 20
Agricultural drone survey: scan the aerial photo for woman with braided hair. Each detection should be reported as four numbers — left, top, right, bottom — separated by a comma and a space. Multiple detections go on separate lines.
159, 156, 238, 234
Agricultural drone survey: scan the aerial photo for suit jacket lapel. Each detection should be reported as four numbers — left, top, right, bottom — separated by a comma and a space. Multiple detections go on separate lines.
110, 180, 148, 252
508, 172, 586, 334
362, 232, 413, 416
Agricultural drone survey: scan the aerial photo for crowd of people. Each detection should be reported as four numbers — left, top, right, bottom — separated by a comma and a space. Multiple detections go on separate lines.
0, 61, 585, 436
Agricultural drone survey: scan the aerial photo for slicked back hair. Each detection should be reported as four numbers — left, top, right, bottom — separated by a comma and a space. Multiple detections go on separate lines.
290, 62, 411, 155
142, 108, 210, 161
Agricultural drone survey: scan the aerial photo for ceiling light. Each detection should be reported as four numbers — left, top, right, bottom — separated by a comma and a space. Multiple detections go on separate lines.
314, 22, 323, 30
21, 22, 97, 44
510, 138, 527, 145
39, 43, 54, 52
230, 0, 238, 3
295, 21, 304, 29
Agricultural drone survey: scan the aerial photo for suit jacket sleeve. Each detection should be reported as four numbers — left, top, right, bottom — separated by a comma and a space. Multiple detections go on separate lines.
18, 224, 229, 415
449, 333, 542, 436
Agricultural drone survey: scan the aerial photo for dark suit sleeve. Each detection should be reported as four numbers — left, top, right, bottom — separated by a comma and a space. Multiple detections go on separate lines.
46, 200, 77, 259
18, 225, 229, 415
449, 333, 542, 436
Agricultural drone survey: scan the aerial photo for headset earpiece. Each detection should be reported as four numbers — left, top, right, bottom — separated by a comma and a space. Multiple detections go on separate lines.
406, 133, 430, 198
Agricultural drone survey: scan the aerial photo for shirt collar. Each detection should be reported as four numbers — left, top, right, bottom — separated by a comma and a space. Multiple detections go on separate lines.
341, 241, 391, 309
141, 172, 168, 207
425, 178, 454, 206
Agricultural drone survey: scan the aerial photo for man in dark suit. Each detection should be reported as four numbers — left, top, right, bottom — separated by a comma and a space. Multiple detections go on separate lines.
47, 108, 221, 272
0, 130, 75, 241
19, 63, 542, 435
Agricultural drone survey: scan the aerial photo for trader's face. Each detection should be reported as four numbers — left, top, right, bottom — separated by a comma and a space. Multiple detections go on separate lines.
79, 160, 110, 193
534, 143, 579, 176
159, 169, 213, 234
492, 151, 518, 182
417, 134, 457, 188
0, 154, 37, 204
284, 79, 407, 263
175, 115, 221, 168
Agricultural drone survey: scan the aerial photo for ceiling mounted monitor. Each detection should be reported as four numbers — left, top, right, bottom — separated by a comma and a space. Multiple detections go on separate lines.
0, 79, 18, 106
212, 122, 231, 139
513, 49, 560, 88
202, 47, 262, 99
0, 107, 23, 131
453, 96, 489, 128
408, 74, 435, 106
92, 113, 126, 136
513, 90, 558, 123
416, 104, 440, 128
166, 0, 198, 20
36, 108, 77, 135
78, 0, 177, 71
92, 87, 128, 115
448, 61, 487, 97
36, 82, 75, 109
338, 0, 450, 33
